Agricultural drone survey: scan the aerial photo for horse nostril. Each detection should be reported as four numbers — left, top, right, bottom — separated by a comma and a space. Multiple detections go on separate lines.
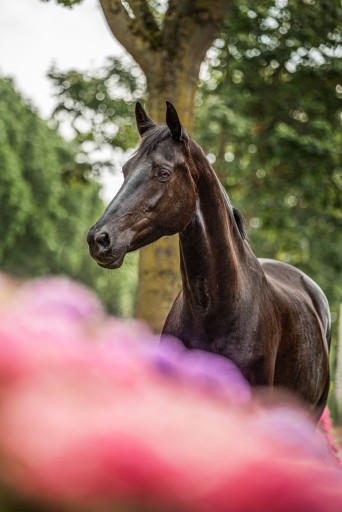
95, 231, 110, 249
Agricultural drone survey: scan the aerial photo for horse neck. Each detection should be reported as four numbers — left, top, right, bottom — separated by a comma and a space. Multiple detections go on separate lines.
179, 145, 259, 310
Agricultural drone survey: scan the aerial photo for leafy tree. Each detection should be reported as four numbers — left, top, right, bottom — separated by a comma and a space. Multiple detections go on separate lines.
0, 76, 137, 316
195, 0, 342, 390
48, 56, 145, 177
44, 1, 342, 352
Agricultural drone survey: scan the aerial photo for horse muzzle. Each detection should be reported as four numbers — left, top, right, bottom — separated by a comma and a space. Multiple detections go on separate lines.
87, 226, 128, 269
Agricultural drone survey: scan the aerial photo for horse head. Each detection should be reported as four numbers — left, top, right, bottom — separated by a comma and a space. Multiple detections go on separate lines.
87, 102, 198, 269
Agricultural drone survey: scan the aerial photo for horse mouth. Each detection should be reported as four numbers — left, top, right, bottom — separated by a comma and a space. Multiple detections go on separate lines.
95, 253, 125, 270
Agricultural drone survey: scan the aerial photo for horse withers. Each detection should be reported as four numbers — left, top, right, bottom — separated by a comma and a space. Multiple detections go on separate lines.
87, 101, 331, 422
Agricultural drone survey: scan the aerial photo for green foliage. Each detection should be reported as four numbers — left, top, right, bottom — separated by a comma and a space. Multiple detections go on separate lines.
41, 0, 84, 7
45, 0, 341, 353
48, 57, 145, 176
0, 77, 137, 316
196, 0, 342, 369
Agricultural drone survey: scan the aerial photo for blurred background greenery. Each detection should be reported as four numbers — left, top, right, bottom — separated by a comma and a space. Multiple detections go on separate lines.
0, 76, 138, 317
1, 0, 341, 410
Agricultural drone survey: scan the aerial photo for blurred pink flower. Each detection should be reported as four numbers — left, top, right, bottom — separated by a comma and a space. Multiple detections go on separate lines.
0, 274, 341, 512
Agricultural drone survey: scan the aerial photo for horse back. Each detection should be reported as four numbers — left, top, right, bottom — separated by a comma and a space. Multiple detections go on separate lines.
260, 258, 331, 345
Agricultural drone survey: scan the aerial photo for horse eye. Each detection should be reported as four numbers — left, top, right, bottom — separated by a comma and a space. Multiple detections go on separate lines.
157, 169, 171, 182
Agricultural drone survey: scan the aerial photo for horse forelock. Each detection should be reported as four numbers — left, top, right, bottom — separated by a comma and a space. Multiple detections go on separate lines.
137, 125, 172, 155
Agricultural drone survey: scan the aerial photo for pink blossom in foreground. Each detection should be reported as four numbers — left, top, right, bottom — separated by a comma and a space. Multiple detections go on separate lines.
0, 274, 341, 512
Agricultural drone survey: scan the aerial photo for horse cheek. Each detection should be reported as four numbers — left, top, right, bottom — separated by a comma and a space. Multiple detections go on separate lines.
175, 192, 196, 231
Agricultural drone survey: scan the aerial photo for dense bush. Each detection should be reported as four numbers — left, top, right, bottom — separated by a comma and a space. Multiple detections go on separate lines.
0, 77, 137, 316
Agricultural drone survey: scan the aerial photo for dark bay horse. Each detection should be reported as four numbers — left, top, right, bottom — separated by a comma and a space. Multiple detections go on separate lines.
87, 101, 331, 421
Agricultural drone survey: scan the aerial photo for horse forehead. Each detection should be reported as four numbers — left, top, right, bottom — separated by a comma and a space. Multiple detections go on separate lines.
131, 139, 183, 167
154, 138, 180, 159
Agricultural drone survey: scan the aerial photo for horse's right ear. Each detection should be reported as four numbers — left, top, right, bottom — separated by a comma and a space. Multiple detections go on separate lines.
165, 100, 184, 141
135, 102, 156, 136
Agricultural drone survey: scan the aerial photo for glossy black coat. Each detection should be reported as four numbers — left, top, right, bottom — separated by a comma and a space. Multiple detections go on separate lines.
88, 102, 331, 422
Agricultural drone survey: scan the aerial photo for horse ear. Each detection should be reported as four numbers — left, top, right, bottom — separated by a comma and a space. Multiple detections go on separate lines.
165, 100, 184, 141
135, 102, 156, 136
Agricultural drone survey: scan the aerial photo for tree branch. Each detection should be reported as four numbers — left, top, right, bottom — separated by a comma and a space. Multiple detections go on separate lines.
157, 0, 231, 104
163, 0, 231, 63
99, 0, 160, 73
129, 0, 161, 48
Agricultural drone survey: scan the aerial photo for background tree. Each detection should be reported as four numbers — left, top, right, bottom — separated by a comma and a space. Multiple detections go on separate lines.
0, 76, 137, 316
44, 1, 342, 382
195, 0, 342, 414
44, 0, 231, 332
196, 0, 342, 371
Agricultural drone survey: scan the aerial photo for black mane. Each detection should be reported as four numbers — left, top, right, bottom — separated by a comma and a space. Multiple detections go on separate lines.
233, 207, 247, 240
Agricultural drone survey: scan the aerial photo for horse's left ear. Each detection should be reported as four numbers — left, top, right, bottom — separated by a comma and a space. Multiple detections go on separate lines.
166, 100, 186, 142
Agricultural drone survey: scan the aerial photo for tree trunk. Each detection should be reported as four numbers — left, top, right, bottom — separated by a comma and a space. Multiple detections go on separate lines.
135, 75, 197, 332
98, 0, 230, 332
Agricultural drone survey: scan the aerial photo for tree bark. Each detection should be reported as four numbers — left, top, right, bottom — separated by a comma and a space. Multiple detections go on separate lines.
99, 0, 230, 331
135, 75, 198, 331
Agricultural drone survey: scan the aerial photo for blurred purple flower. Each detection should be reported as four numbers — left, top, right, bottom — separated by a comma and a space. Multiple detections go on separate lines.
153, 337, 251, 405
0, 273, 341, 512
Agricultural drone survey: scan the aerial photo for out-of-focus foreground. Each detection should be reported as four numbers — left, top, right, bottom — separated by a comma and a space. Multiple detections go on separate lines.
0, 273, 341, 512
